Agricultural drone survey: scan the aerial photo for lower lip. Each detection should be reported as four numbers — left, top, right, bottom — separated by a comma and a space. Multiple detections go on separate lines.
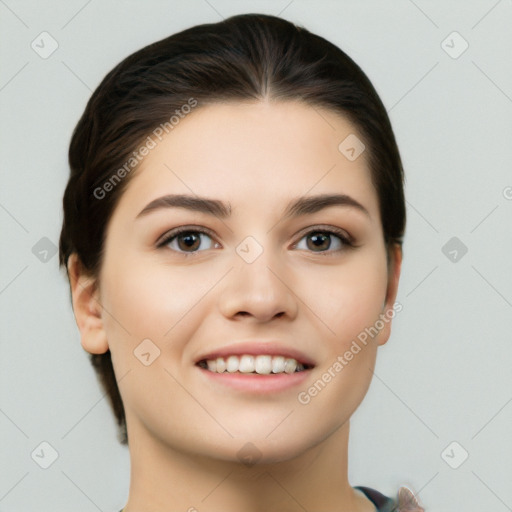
197, 367, 312, 394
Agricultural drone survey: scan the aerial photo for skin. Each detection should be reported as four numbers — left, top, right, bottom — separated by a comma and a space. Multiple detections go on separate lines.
68, 99, 402, 512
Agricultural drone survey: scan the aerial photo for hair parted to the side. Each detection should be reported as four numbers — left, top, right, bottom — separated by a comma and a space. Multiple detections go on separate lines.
59, 13, 406, 445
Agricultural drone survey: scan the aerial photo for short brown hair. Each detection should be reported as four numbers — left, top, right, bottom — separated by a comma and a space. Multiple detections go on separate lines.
59, 13, 406, 445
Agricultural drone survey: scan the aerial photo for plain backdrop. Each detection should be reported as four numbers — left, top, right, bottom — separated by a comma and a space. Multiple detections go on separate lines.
1, 1, 511, 511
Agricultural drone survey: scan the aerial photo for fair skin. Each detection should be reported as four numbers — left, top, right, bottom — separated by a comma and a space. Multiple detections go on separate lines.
68, 99, 401, 512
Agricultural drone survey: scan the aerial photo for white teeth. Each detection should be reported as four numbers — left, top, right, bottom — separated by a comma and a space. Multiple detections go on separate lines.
284, 358, 297, 374
239, 355, 255, 373
271, 356, 285, 373
226, 355, 239, 373
255, 355, 272, 375
201, 354, 308, 374
215, 357, 227, 373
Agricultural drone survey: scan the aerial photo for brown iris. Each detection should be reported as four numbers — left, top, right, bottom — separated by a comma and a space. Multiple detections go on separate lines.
306, 232, 332, 251
177, 232, 202, 251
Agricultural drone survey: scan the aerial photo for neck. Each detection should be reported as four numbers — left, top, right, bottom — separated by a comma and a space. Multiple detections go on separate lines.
122, 419, 370, 512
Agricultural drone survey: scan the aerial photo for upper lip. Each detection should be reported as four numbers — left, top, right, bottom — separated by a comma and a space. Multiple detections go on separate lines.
195, 341, 316, 367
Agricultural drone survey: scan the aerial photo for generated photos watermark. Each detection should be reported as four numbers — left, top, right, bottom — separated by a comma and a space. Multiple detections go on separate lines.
93, 97, 198, 200
297, 301, 403, 405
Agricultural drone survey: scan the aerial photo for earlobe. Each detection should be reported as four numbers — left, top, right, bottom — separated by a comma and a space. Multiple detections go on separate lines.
67, 254, 109, 355
385, 244, 402, 308
377, 244, 403, 346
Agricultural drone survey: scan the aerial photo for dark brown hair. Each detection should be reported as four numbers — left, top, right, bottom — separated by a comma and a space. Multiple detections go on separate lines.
59, 13, 406, 445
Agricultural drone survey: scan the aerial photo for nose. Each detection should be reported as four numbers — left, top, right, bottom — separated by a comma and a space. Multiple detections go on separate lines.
217, 249, 299, 323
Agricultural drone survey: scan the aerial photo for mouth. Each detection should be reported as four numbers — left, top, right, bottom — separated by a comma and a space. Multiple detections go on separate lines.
196, 354, 315, 375
194, 342, 316, 393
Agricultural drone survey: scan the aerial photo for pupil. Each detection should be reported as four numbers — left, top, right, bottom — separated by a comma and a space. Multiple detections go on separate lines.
308, 233, 330, 251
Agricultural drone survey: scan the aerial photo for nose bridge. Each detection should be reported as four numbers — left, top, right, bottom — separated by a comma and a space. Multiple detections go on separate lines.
218, 239, 298, 321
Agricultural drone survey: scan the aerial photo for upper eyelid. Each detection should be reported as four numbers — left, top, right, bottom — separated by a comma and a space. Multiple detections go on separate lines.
294, 224, 351, 239
156, 225, 216, 246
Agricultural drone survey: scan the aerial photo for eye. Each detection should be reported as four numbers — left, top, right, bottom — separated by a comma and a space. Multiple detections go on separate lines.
157, 227, 220, 253
156, 225, 354, 255
294, 228, 353, 253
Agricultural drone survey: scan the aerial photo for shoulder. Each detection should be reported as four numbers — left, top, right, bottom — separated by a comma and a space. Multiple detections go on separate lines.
354, 485, 425, 511
354, 485, 396, 511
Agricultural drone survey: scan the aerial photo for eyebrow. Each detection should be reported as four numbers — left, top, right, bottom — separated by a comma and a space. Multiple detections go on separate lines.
135, 193, 370, 220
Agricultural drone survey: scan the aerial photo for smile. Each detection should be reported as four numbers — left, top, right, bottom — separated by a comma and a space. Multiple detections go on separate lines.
197, 354, 314, 374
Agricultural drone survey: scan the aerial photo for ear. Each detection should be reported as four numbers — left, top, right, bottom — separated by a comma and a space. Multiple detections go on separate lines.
376, 243, 403, 347
67, 253, 109, 354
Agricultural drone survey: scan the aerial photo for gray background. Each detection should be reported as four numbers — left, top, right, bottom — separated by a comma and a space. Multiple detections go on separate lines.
1, 1, 511, 511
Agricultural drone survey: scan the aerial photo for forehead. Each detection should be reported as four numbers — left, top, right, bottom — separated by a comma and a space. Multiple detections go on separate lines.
113, 100, 379, 220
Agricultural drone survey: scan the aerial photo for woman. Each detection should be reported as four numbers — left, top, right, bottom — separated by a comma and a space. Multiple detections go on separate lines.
59, 13, 424, 511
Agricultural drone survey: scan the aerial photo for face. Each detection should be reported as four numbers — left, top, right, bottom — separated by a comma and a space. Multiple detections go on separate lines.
73, 100, 401, 463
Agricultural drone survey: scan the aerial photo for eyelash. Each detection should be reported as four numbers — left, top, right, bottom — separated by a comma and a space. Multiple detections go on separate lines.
156, 225, 355, 257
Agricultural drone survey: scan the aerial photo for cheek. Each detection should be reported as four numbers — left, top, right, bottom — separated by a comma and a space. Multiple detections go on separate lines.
296, 252, 388, 348
99, 254, 221, 354
294, 259, 386, 419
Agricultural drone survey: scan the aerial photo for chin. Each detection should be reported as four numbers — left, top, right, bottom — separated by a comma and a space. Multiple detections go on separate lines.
210, 434, 324, 467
